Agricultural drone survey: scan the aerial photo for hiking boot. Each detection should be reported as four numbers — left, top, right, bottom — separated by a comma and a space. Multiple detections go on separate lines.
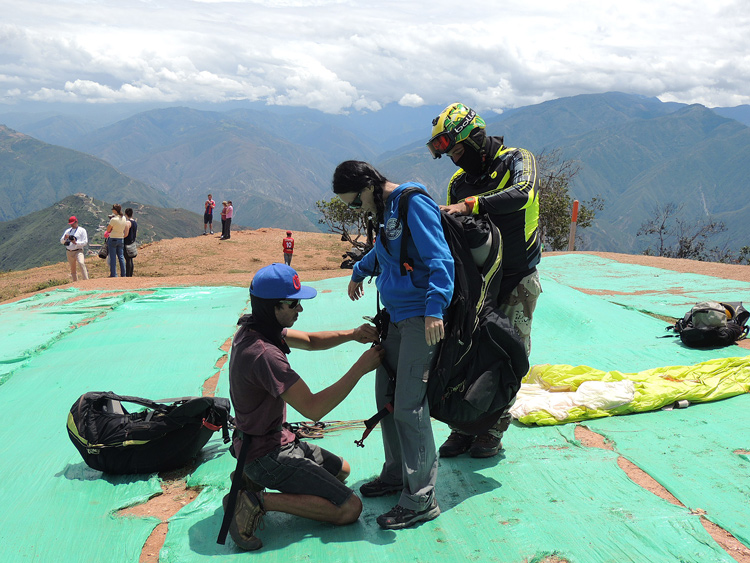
222, 491, 265, 551
359, 477, 402, 498
469, 432, 502, 458
438, 431, 474, 457
376, 499, 440, 530
229, 470, 264, 493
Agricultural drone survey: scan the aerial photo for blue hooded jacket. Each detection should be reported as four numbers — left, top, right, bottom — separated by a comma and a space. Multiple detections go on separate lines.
352, 182, 454, 323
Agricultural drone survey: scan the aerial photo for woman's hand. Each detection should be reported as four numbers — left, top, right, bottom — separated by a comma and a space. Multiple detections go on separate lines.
425, 316, 445, 346
348, 280, 364, 301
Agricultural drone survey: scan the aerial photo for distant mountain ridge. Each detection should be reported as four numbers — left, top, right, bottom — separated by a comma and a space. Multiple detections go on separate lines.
378, 93, 750, 255
2, 92, 749, 258
0, 125, 175, 222
66, 107, 346, 231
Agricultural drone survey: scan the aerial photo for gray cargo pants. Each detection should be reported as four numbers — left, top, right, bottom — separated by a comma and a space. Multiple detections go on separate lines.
376, 316, 438, 512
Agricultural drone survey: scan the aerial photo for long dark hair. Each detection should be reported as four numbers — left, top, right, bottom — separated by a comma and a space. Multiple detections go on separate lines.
332, 160, 388, 228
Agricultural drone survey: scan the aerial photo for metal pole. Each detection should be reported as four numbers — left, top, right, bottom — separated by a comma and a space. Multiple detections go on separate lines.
567, 200, 579, 251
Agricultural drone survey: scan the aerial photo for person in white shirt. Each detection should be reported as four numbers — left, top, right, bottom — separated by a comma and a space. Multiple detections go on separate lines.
60, 215, 89, 281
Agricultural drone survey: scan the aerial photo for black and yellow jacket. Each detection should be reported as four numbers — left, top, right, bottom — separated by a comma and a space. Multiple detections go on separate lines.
447, 136, 541, 293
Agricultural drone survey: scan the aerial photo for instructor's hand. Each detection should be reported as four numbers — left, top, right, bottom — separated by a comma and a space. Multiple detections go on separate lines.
425, 316, 445, 346
439, 202, 469, 216
352, 323, 379, 344
354, 345, 384, 376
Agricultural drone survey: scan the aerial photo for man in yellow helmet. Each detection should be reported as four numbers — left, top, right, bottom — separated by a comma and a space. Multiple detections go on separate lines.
427, 102, 542, 459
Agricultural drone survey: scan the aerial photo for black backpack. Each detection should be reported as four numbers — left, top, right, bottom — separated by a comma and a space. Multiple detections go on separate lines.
355, 188, 528, 445
67, 392, 232, 474
669, 301, 749, 348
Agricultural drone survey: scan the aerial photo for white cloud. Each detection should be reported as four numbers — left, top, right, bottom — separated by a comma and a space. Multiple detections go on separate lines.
399, 94, 424, 107
1, 0, 750, 113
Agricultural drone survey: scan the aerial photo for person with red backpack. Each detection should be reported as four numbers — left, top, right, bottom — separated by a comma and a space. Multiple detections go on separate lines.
282, 231, 294, 265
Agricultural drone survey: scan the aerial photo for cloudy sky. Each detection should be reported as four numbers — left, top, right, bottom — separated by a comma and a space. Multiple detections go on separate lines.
2, 0, 749, 114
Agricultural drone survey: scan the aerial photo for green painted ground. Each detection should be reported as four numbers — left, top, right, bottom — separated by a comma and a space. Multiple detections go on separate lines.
0, 255, 748, 563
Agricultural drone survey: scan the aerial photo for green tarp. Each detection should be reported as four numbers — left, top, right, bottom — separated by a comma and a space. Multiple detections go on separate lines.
0, 255, 748, 563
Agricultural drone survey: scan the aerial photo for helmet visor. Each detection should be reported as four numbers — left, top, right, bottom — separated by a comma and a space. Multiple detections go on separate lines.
427, 131, 456, 159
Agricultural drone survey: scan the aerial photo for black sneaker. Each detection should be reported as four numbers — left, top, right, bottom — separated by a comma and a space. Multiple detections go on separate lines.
359, 477, 402, 497
376, 499, 440, 530
222, 491, 265, 551
438, 430, 474, 457
469, 432, 502, 458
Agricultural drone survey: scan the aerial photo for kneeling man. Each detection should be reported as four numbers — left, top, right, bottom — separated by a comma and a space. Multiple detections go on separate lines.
225, 263, 383, 550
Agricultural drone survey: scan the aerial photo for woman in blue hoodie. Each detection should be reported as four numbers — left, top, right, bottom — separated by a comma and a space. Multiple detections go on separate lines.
332, 160, 454, 530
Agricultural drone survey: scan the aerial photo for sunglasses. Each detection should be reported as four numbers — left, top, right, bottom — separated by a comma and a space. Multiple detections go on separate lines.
347, 191, 363, 209
280, 299, 300, 308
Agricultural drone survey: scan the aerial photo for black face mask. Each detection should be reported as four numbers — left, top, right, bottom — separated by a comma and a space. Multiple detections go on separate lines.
455, 145, 486, 177
238, 295, 291, 354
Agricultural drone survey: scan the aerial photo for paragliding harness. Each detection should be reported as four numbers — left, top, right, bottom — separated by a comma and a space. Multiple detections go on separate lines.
667, 301, 749, 348
354, 187, 529, 447
66, 392, 232, 474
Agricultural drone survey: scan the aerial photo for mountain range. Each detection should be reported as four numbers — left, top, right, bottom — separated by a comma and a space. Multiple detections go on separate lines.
0, 125, 175, 222
1, 92, 749, 270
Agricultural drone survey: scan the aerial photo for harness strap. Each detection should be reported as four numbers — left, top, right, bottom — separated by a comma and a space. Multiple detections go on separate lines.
217, 432, 251, 545
354, 403, 394, 448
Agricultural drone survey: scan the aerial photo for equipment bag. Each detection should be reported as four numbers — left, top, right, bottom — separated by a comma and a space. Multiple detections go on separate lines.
670, 301, 749, 348
67, 391, 232, 474
355, 188, 528, 446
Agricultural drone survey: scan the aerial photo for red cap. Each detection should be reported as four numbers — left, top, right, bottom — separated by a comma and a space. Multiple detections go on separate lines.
68, 216, 77, 224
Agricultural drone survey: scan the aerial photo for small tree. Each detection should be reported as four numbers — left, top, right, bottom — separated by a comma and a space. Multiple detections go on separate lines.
637, 203, 729, 261
537, 149, 603, 250
315, 197, 372, 252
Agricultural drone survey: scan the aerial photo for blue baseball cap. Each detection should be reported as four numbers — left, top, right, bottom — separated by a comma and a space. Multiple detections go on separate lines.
249, 263, 317, 300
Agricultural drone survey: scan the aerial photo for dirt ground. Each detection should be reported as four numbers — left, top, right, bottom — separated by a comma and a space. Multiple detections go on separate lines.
8, 231, 750, 562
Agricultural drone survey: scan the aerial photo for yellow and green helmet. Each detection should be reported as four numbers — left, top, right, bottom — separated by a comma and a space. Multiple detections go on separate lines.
427, 103, 486, 159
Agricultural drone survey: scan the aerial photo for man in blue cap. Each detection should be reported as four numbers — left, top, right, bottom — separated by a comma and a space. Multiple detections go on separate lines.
225, 263, 384, 551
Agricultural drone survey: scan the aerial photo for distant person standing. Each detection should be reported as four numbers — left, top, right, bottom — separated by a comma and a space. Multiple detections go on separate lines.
220, 201, 228, 238
60, 215, 89, 281
104, 204, 128, 278
204, 194, 216, 235
124, 207, 138, 277
283, 231, 294, 265
221, 200, 233, 240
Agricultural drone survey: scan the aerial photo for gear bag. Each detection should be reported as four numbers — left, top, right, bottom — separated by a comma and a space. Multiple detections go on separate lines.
67, 391, 232, 474
355, 188, 528, 446
669, 301, 749, 348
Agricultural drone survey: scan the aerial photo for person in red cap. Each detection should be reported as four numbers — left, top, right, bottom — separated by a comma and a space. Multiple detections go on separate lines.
224, 263, 384, 550
282, 231, 294, 265
60, 216, 89, 281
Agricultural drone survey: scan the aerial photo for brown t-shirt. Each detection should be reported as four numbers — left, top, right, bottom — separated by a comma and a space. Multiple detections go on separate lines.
229, 325, 300, 460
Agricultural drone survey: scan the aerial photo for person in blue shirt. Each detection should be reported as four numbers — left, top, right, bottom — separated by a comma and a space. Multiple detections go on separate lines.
332, 160, 454, 530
